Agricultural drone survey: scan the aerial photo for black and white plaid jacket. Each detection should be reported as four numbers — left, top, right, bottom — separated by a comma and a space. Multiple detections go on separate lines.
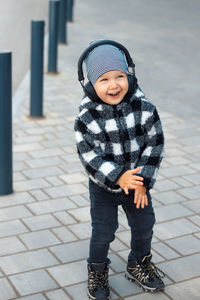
74, 87, 164, 193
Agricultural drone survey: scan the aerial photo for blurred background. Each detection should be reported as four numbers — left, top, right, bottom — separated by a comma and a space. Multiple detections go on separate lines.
0, 0, 199, 122
0, 0, 49, 92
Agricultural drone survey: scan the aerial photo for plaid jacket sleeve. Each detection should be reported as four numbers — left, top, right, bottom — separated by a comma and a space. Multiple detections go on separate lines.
137, 107, 164, 190
74, 117, 125, 189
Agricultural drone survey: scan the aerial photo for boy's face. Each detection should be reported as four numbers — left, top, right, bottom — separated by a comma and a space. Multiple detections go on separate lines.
94, 70, 129, 105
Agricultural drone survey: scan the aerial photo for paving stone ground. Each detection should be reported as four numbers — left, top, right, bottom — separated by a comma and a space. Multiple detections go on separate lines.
1, 0, 200, 299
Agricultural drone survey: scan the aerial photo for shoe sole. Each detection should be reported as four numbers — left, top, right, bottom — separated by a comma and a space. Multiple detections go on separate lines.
87, 289, 111, 300
125, 271, 165, 293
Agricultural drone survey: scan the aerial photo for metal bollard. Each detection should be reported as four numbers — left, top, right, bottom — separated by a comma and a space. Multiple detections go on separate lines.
67, 0, 74, 22
65, 0, 68, 22
30, 20, 45, 117
48, 0, 60, 73
58, 0, 67, 44
0, 52, 13, 195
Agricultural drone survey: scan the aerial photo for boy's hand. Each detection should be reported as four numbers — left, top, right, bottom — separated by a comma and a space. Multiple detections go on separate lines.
134, 186, 148, 209
117, 167, 144, 195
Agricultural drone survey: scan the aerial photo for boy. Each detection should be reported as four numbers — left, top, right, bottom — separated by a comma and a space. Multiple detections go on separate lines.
74, 40, 165, 300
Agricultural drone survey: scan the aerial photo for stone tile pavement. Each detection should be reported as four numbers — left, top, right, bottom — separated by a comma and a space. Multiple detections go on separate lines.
1, 0, 200, 299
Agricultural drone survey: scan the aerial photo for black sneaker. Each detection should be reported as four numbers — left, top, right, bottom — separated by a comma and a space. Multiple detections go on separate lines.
87, 262, 111, 300
125, 253, 165, 292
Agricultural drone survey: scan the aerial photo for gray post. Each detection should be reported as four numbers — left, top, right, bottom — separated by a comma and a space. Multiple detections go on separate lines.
67, 0, 74, 22
30, 20, 45, 117
48, 0, 60, 73
66, 0, 69, 21
58, 0, 67, 44
0, 52, 13, 195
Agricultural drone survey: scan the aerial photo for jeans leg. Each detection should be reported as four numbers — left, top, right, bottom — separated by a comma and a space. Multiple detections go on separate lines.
122, 191, 155, 262
88, 183, 119, 263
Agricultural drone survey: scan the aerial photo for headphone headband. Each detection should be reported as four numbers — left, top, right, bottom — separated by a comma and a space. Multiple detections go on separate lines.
78, 39, 135, 83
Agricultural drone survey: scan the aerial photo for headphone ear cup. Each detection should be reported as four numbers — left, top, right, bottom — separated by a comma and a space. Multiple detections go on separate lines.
127, 74, 136, 94
84, 81, 100, 102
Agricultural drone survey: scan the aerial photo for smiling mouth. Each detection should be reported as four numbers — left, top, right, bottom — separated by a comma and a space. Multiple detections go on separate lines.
108, 91, 120, 97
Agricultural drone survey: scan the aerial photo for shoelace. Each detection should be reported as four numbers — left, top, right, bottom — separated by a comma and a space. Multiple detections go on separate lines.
129, 265, 149, 283
144, 261, 165, 279
88, 270, 109, 290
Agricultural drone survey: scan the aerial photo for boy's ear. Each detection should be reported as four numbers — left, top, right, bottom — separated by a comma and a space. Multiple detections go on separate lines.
84, 82, 101, 102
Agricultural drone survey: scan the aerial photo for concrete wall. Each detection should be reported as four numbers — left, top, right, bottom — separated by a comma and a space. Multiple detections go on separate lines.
0, 0, 49, 93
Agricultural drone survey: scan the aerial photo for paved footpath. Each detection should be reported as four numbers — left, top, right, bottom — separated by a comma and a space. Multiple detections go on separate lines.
1, 0, 200, 299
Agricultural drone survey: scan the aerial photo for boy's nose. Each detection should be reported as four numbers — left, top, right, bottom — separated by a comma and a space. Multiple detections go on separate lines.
109, 79, 118, 89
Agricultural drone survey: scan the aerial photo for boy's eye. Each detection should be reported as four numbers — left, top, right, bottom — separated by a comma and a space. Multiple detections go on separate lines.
118, 74, 124, 78
100, 78, 107, 82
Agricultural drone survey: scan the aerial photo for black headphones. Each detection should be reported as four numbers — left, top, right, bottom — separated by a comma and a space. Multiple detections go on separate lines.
77, 39, 137, 102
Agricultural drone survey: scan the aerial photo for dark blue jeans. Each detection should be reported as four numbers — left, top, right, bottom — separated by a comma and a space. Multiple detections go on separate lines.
88, 180, 155, 264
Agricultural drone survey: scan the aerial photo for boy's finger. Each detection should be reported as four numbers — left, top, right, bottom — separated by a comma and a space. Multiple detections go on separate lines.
136, 194, 142, 209
134, 191, 139, 204
124, 187, 129, 195
130, 167, 141, 174
140, 196, 144, 209
131, 181, 143, 186
141, 196, 146, 209
132, 176, 144, 181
